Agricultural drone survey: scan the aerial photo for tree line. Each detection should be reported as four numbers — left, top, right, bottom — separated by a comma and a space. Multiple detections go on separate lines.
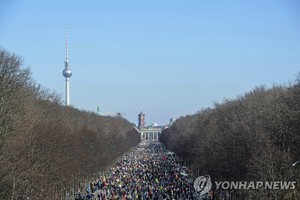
0, 48, 141, 199
160, 77, 300, 199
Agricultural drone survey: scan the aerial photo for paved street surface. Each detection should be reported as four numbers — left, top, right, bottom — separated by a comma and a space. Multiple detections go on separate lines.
77, 141, 206, 200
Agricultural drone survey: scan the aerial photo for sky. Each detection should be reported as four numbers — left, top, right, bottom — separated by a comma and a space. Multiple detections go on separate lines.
1, 0, 300, 125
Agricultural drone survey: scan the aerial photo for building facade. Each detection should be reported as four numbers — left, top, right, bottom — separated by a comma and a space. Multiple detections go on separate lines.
140, 126, 162, 140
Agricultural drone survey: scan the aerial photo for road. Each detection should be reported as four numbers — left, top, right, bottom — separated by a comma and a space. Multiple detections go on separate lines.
77, 141, 206, 200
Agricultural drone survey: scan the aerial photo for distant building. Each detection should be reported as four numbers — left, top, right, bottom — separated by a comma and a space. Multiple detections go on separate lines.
140, 126, 162, 140
138, 111, 146, 128
137, 111, 162, 140
96, 105, 126, 118
97, 104, 101, 115
169, 118, 176, 126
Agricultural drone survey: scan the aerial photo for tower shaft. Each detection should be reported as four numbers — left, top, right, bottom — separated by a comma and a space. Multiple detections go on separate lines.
66, 77, 70, 106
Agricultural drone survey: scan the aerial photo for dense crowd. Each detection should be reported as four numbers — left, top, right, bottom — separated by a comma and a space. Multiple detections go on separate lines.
76, 141, 203, 200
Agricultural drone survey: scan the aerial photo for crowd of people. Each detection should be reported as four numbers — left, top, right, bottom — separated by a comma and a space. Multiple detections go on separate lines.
76, 141, 204, 200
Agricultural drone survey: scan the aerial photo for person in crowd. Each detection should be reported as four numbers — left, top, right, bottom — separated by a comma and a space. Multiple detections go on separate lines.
79, 141, 203, 200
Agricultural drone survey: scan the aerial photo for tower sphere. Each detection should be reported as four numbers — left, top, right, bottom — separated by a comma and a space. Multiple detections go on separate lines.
63, 68, 72, 78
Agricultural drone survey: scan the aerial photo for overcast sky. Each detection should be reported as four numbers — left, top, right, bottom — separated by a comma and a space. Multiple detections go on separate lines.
1, 0, 300, 125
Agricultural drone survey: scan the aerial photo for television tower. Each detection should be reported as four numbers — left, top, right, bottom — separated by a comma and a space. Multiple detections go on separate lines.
62, 28, 72, 106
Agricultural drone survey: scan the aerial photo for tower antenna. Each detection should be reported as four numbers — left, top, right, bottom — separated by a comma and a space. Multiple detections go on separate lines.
66, 27, 69, 62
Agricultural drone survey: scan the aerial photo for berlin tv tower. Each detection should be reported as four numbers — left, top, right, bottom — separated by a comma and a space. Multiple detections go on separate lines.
62, 28, 72, 106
